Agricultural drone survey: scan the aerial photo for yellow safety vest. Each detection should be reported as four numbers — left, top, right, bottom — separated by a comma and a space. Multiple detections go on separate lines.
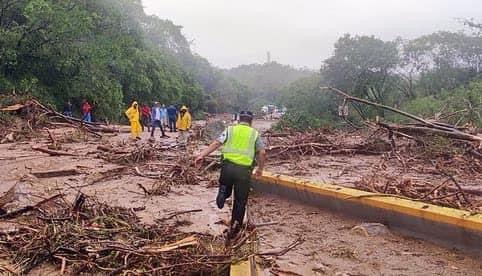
221, 124, 259, 167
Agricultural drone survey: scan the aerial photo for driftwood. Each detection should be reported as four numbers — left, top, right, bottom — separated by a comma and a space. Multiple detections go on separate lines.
32, 147, 76, 156
0, 196, 254, 274
158, 209, 203, 222
383, 124, 482, 143
31, 169, 81, 178
140, 236, 198, 254
0, 194, 63, 219
1, 99, 119, 136
0, 184, 17, 208
258, 236, 304, 256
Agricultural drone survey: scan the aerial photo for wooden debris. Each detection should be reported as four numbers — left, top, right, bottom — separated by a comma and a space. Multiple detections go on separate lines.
32, 147, 76, 156
0, 132, 14, 143
140, 235, 198, 254
31, 169, 81, 178
157, 209, 203, 222
0, 184, 16, 208
0, 194, 63, 219
258, 236, 304, 256
0, 196, 254, 274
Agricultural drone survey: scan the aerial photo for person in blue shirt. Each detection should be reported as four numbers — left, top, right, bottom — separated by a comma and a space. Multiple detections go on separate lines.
166, 105, 177, 132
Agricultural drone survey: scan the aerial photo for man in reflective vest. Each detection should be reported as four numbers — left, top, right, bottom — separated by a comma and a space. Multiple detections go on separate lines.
195, 111, 266, 238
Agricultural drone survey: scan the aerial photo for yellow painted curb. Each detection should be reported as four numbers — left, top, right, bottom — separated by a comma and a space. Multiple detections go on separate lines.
253, 172, 482, 233
230, 256, 258, 276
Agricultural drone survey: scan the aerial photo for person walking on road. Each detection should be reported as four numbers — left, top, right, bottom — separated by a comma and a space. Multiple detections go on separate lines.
176, 105, 192, 145
167, 105, 177, 132
195, 111, 266, 239
140, 104, 151, 132
125, 101, 141, 140
63, 101, 73, 117
160, 104, 168, 127
151, 102, 168, 138
81, 99, 92, 122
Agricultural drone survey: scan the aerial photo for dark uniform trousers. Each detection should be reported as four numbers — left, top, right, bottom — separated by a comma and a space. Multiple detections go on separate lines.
218, 161, 252, 225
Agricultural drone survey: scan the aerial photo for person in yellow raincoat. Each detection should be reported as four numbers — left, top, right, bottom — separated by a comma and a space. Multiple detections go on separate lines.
125, 101, 142, 140
176, 106, 192, 145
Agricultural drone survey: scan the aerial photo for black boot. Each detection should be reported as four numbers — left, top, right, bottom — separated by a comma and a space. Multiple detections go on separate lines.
216, 185, 227, 209
227, 220, 241, 240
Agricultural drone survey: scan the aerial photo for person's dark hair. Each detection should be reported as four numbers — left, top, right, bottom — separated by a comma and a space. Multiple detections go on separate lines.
239, 111, 253, 123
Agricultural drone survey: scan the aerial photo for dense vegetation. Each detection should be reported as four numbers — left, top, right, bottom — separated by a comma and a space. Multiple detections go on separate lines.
0, 0, 253, 120
279, 21, 482, 129
223, 62, 314, 110
1, 1, 479, 127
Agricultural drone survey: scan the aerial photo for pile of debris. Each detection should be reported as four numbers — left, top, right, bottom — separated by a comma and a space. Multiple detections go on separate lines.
0, 98, 119, 142
0, 194, 253, 274
265, 130, 392, 159
135, 154, 206, 196
355, 170, 481, 211
97, 141, 217, 196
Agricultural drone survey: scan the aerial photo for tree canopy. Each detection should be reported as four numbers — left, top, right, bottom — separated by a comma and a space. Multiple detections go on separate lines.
0, 0, 253, 120
279, 23, 482, 129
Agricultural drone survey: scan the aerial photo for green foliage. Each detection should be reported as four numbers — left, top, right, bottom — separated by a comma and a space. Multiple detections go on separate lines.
274, 110, 322, 131
397, 31, 482, 98
418, 135, 464, 159
323, 34, 399, 110
0, 0, 204, 121
399, 79, 482, 127
275, 74, 342, 130
224, 62, 314, 107
282, 25, 481, 131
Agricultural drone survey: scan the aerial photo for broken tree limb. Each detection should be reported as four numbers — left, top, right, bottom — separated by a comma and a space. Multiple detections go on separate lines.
134, 167, 161, 179
0, 194, 63, 219
32, 147, 76, 156
383, 124, 482, 143
31, 169, 81, 178
158, 209, 203, 221
140, 236, 198, 254
257, 236, 304, 256
137, 183, 151, 195
0, 184, 16, 208
321, 86, 482, 144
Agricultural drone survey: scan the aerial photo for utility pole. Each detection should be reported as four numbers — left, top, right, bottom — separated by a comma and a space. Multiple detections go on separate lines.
266, 51, 271, 63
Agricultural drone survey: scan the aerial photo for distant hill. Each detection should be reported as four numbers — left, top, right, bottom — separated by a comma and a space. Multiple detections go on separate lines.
223, 62, 315, 108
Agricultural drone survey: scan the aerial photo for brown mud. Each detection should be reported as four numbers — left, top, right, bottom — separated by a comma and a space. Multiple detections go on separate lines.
0, 120, 480, 275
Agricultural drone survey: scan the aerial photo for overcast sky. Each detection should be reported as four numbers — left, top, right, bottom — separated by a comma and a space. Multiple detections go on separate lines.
142, 0, 481, 69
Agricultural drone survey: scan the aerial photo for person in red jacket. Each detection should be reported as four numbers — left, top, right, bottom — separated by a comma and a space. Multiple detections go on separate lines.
140, 104, 152, 132
81, 99, 92, 122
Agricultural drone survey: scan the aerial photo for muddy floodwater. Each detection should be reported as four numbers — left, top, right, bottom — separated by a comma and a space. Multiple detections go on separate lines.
0, 120, 481, 275
250, 194, 481, 275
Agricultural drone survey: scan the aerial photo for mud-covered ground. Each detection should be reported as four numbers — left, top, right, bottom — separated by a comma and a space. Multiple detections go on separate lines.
263, 130, 482, 212
250, 194, 481, 276
0, 120, 481, 275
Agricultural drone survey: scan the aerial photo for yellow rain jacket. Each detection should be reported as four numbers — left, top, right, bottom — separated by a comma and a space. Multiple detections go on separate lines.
176, 106, 192, 131
125, 101, 141, 138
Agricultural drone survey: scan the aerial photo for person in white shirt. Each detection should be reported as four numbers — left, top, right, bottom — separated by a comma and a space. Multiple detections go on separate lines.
150, 102, 167, 138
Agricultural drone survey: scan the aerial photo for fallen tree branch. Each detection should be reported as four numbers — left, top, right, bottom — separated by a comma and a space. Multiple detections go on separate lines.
321, 86, 482, 144
158, 209, 203, 222
0, 194, 63, 219
31, 169, 81, 178
257, 236, 303, 256
32, 147, 76, 156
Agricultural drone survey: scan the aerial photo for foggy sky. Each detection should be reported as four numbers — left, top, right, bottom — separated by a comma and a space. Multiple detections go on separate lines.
142, 0, 481, 69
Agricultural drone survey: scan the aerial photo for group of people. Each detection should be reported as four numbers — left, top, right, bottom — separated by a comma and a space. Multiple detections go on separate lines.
62, 99, 93, 123
65, 98, 263, 240
124, 101, 192, 141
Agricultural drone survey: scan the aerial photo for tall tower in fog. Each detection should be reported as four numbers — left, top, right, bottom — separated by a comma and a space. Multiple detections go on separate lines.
266, 51, 271, 63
